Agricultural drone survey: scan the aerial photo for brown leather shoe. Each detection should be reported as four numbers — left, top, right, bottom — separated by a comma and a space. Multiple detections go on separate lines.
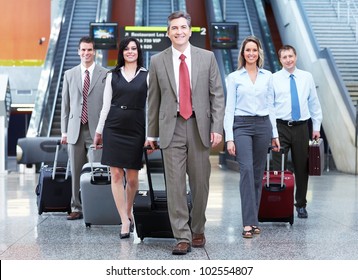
192, 233, 206, 248
67, 212, 83, 220
172, 242, 191, 255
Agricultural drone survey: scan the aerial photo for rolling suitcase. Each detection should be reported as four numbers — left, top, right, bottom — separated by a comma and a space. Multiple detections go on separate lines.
133, 147, 192, 241
258, 148, 294, 225
308, 138, 325, 176
80, 146, 122, 227
35, 140, 72, 215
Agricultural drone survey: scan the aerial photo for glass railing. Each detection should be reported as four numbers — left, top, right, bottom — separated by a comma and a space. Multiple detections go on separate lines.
26, 1, 66, 137
334, 0, 358, 35
298, 0, 355, 123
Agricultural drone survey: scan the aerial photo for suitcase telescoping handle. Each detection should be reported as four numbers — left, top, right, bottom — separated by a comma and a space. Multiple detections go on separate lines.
52, 140, 70, 180
89, 144, 109, 182
266, 147, 285, 188
143, 146, 166, 205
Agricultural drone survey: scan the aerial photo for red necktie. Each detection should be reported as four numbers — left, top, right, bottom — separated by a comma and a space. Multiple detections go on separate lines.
179, 54, 192, 120
81, 70, 90, 124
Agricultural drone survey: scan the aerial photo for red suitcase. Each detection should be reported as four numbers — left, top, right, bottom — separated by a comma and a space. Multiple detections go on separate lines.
308, 138, 324, 176
258, 149, 294, 225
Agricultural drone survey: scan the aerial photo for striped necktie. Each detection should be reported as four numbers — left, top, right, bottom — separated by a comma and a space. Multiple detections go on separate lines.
81, 70, 90, 124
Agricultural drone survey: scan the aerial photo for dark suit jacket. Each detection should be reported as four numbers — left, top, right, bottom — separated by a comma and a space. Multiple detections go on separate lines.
147, 45, 224, 148
61, 64, 107, 144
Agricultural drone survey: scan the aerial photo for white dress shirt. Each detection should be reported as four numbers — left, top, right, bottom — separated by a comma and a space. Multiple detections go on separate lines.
80, 63, 95, 88
172, 45, 192, 110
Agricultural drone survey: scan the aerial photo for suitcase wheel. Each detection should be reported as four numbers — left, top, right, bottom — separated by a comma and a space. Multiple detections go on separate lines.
38, 203, 43, 215
85, 223, 91, 228
289, 216, 294, 225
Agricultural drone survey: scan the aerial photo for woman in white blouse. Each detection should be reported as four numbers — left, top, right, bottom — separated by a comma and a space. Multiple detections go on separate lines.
223, 35, 280, 238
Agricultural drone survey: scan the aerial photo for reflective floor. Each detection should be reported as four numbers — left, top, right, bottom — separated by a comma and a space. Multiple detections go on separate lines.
1, 156, 358, 260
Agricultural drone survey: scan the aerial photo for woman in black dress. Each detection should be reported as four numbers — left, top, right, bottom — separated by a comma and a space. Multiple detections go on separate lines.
93, 37, 147, 238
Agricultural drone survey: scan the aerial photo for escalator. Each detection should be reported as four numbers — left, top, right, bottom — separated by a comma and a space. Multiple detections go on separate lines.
136, 0, 185, 68
213, 0, 279, 73
27, 0, 105, 138
49, 0, 100, 137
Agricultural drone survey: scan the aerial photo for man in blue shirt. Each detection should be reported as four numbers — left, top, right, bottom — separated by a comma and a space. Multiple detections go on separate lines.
272, 45, 322, 219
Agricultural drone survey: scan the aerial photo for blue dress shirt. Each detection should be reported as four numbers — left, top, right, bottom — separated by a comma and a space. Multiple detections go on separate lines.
272, 68, 322, 131
224, 67, 278, 141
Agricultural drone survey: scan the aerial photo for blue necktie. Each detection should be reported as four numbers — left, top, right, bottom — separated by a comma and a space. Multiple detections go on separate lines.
290, 74, 300, 121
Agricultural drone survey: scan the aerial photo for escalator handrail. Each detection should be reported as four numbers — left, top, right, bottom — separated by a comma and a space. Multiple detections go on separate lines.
243, 0, 254, 34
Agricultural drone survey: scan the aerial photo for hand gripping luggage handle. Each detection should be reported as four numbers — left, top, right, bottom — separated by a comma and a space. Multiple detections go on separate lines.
89, 144, 110, 182
52, 140, 70, 180
266, 147, 285, 188
311, 138, 321, 145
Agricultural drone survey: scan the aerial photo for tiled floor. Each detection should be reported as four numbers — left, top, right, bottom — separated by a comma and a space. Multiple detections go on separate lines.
1, 156, 358, 261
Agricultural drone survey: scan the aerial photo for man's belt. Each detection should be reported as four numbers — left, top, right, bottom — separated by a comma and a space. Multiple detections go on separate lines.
276, 119, 307, 127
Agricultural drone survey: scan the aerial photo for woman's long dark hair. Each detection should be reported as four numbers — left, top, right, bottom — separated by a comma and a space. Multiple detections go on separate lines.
111, 37, 144, 74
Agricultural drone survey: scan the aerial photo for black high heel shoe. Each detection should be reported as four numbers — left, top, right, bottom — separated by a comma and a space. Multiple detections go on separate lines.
120, 219, 131, 239
120, 232, 130, 239
129, 218, 135, 233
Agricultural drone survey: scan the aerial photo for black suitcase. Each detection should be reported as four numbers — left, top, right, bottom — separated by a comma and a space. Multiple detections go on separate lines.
35, 140, 72, 215
133, 148, 192, 241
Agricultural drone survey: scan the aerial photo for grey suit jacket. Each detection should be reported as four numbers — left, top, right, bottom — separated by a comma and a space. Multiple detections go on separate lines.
147, 45, 225, 149
61, 64, 107, 144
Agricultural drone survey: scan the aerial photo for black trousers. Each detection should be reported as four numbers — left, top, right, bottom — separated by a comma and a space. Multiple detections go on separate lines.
272, 122, 309, 208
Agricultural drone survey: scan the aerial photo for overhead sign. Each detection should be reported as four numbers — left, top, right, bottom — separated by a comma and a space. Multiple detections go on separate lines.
120, 26, 206, 51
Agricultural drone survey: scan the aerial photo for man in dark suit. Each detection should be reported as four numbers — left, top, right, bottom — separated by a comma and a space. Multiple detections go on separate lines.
61, 36, 107, 220
146, 11, 225, 255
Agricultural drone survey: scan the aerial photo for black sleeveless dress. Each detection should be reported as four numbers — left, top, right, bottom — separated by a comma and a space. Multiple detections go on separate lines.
101, 70, 148, 170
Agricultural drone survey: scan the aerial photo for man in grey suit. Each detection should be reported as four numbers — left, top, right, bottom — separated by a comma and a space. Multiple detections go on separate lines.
61, 36, 107, 220
146, 11, 225, 255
